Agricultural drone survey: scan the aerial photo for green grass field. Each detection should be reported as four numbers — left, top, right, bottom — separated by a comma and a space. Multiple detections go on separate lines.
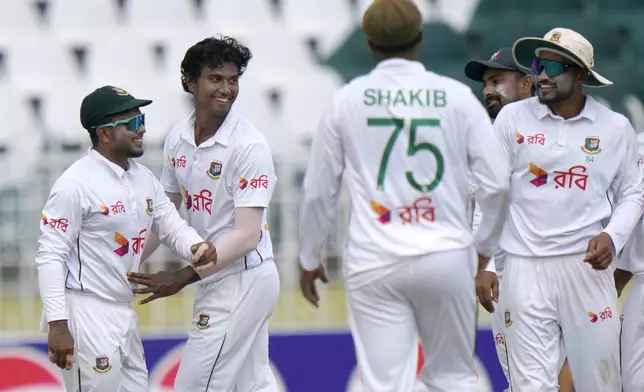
0, 281, 631, 334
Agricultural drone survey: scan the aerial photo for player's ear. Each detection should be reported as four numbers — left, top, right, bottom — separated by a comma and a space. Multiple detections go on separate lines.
96, 127, 112, 144
522, 75, 534, 95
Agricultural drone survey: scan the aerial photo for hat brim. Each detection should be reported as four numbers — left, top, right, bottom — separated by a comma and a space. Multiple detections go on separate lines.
464, 60, 520, 82
105, 98, 153, 117
512, 38, 613, 88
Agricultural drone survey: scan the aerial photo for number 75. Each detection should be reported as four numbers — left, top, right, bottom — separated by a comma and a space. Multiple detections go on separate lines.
368, 117, 444, 192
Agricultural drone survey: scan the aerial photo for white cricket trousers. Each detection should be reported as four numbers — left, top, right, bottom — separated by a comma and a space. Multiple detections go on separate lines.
174, 260, 280, 392
620, 274, 644, 391
491, 280, 567, 392
501, 252, 620, 392
347, 246, 478, 392
62, 290, 147, 392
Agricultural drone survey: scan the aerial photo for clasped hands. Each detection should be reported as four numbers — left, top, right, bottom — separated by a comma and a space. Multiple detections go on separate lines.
127, 241, 216, 304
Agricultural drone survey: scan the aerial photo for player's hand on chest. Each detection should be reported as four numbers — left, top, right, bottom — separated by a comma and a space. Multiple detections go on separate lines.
513, 127, 618, 191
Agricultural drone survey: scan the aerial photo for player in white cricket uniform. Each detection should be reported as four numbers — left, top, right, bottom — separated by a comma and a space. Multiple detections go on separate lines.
297, 1, 510, 391
126, 37, 280, 392
36, 86, 215, 391
491, 28, 644, 391
613, 131, 644, 392
462, 47, 576, 392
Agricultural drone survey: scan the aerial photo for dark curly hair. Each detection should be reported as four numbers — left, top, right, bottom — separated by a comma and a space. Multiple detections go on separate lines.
180, 35, 252, 94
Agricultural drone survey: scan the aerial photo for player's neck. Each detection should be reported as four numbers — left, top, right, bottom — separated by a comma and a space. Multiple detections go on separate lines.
194, 110, 225, 146
95, 147, 129, 171
378, 53, 417, 62
548, 94, 586, 120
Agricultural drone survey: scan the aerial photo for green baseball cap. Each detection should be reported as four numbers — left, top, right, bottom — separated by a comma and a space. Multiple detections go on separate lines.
80, 86, 152, 131
464, 47, 527, 83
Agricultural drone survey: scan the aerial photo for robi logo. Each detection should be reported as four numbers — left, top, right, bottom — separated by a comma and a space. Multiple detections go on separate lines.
345, 344, 493, 392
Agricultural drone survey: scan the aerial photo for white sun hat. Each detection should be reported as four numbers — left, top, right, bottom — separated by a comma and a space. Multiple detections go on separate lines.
512, 27, 612, 88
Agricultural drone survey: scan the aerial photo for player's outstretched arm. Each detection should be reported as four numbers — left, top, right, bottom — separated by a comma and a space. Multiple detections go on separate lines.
140, 191, 182, 264
150, 178, 204, 262
35, 177, 84, 370
586, 121, 644, 269
466, 90, 511, 258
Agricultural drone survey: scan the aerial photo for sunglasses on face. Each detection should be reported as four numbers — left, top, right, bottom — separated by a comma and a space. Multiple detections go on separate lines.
94, 113, 145, 132
531, 59, 578, 78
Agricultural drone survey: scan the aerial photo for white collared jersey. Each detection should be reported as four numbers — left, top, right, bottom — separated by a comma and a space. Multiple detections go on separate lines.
160, 111, 276, 284
36, 149, 203, 322
495, 96, 644, 258
616, 132, 644, 275
298, 58, 510, 289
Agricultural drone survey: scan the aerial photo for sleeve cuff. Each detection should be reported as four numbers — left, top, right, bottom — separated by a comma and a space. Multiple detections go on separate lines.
484, 256, 496, 273
299, 254, 321, 271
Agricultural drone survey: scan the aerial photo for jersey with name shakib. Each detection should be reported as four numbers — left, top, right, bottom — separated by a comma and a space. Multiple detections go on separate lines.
494, 95, 644, 257
36, 149, 203, 323
298, 58, 510, 289
160, 110, 276, 284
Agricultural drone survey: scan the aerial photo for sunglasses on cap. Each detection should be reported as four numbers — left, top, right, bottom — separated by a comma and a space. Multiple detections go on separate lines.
531, 59, 578, 78
93, 113, 145, 132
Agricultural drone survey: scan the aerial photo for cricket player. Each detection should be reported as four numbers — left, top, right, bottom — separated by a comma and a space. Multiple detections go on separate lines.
126, 36, 280, 392
491, 28, 644, 391
464, 48, 574, 392
36, 85, 216, 391
297, 1, 511, 391
612, 132, 644, 392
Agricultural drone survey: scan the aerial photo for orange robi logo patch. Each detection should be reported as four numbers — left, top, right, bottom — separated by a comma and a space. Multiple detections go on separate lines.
370, 201, 391, 224
113, 232, 129, 256
239, 176, 248, 190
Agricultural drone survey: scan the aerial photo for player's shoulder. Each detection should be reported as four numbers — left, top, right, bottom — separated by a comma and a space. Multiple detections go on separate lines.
52, 155, 94, 191
425, 70, 474, 94
164, 112, 193, 148
590, 96, 631, 128
230, 116, 272, 153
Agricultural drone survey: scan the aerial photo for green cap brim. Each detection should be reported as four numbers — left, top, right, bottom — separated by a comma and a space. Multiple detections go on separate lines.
464, 60, 519, 82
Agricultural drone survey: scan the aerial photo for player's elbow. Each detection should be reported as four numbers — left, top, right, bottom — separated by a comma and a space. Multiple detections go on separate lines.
240, 229, 261, 254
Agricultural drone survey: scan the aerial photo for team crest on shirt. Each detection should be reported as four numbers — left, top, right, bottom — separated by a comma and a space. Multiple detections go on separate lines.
93, 355, 112, 373
197, 313, 210, 329
504, 310, 512, 327
145, 197, 154, 216
207, 160, 223, 180
581, 137, 601, 155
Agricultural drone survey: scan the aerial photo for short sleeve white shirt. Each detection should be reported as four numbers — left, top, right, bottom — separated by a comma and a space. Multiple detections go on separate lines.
160, 110, 276, 284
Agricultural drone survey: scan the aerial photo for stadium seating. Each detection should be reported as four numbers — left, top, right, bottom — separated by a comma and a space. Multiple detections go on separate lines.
1, 0, 644, 334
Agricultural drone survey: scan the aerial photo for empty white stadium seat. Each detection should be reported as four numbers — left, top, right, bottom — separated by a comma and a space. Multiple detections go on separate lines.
282, 0, 354, 57
49, 0, 122, 40
126, 0, 201, 35
0, 85, 42, 187
0, 0, 45, 34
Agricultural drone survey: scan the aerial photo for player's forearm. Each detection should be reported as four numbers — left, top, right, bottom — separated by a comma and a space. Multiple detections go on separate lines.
603, 199, 644, 253
36, 259, 67, 322
195, 228, 259, 278
473, 188, 510, 258
176, 265, 201, 288
298, 195, 338, 271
